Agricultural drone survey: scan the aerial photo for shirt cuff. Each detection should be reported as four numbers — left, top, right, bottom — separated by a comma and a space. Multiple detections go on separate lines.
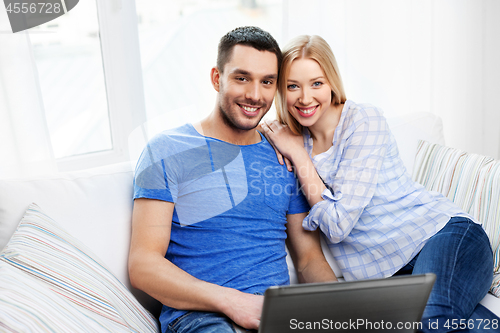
302, 188, 339, 231
320, 187, 342, 201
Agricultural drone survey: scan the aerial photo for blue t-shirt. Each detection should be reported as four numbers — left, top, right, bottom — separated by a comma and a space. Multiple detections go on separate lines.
133, 124, 310, 326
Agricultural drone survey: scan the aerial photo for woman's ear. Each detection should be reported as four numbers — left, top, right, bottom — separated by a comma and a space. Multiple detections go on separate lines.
211, 67, 221, 92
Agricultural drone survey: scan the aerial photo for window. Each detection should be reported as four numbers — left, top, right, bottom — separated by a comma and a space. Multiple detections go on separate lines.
28, 0, 145, 171
135, 0, 284, 126
25, 0, 285, 171
30, 0, 111, 159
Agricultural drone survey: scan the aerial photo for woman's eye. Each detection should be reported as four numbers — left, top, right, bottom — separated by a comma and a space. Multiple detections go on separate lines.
287, 84, 298, 89
313, 81, 323, 87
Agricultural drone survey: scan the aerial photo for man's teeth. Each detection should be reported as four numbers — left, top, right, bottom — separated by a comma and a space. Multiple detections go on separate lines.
298, 106, 316, 114
241, 105, 259, 112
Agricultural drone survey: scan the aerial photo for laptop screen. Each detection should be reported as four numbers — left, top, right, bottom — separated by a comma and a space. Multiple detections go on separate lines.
259, 273, 435, 333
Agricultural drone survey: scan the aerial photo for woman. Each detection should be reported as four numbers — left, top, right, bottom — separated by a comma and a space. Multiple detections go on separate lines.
260, 35, 495, 332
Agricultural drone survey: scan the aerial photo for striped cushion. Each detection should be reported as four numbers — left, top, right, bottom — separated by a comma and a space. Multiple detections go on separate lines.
0, 203, 159, 332
413, 140, 500, 296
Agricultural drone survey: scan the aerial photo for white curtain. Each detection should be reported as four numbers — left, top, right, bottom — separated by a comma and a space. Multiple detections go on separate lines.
0, 11, 56, 179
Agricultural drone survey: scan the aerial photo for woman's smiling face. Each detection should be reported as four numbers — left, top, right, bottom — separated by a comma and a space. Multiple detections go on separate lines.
286, 57, 333, 128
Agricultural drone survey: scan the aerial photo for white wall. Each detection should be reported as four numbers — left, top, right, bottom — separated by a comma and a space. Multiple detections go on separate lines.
482, 0, 500, 159
283, 0, 500, 159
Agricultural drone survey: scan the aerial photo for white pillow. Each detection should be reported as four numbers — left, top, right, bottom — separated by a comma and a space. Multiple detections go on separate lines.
0, 162, 134, 279
0, 203, 159, 332
0, 162, 162, 315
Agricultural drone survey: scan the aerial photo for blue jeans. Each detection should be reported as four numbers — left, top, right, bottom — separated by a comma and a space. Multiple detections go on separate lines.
165, 311, 257, 333
166, 217, 496, 333
395, 217, 497, 332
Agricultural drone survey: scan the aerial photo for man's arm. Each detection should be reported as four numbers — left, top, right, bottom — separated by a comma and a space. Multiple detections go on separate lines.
285, 212, 338, 283
128, 198, 263, 329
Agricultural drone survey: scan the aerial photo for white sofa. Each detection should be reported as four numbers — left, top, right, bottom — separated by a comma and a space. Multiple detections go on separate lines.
0, 112, 499, 332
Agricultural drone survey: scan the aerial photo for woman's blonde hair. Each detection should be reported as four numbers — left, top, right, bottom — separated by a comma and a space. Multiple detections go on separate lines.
276, 35, 346, 134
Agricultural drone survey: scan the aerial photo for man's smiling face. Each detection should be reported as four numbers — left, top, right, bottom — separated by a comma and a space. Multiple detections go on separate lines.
215, 44, 278, 132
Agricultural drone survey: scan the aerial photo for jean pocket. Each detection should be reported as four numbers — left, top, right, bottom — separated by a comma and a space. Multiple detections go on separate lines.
167, 311, 192, 333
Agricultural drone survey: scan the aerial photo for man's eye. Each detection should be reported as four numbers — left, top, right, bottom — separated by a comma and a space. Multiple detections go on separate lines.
263, 80, 273, 85
236, 77, 247, 82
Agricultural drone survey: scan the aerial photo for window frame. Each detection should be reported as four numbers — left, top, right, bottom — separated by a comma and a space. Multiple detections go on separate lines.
56, 0, 146, 172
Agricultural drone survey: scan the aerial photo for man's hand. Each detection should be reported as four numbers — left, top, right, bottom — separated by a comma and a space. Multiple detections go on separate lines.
220, 289, 264, 330
130, 198, 264, 326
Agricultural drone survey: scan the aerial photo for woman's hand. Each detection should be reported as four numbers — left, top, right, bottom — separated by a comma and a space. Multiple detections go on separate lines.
260, 120, 305, 171
257, 122, 292, 170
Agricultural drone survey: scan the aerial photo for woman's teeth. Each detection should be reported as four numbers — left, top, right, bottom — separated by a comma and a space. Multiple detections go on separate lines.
298, 106, 316, 114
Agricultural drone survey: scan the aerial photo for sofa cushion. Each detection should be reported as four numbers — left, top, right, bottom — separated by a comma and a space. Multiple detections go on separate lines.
413, 140, 500, 296
0, 161, 162, 315
0, 203, 159, 332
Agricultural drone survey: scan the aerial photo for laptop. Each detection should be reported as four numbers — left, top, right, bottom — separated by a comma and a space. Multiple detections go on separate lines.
258, 273, 436, 333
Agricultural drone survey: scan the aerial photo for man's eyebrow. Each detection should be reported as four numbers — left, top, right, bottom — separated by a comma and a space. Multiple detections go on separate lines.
230, 69, 251, 76
264, 74, 278, 80
230, 69, 277, 80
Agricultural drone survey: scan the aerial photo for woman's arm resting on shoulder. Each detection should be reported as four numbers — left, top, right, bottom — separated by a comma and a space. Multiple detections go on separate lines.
128, 198, 263, 329
261, 120, 327, 207
285, 212, 337, 283
259, 121, 293, 171
303, 113, 390, 244
290, 152, 328, 207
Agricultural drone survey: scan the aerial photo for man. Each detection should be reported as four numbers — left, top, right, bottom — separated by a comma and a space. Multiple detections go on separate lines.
128, 26, 336, 333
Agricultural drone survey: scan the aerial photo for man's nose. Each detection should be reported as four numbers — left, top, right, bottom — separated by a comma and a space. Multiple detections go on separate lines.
245, 82, 262, 102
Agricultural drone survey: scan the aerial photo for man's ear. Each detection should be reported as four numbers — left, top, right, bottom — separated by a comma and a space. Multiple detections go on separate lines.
211, 67, 221, 92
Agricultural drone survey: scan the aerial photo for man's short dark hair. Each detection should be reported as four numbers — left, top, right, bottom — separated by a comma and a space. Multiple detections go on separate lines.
217, 26, 282, 74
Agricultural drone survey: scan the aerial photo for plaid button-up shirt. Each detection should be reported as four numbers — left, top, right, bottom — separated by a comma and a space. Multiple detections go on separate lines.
302, 100, 473, 281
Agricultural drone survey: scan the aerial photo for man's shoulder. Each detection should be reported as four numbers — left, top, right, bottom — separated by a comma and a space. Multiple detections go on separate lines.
136, 123, 205, 172
145, 123, 205, 151
149, 123, 196, 142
